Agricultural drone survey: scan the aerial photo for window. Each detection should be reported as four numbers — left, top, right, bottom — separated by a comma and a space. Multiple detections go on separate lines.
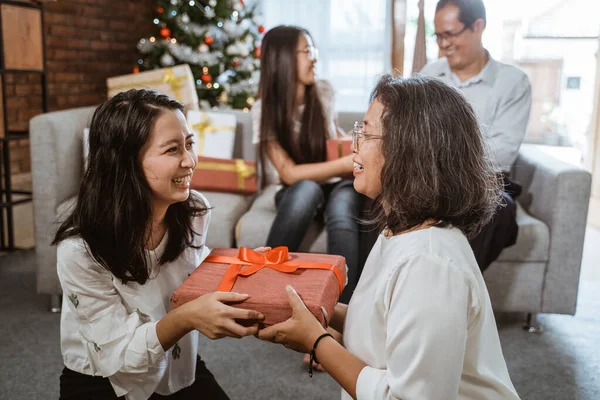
259, 0, 392, 111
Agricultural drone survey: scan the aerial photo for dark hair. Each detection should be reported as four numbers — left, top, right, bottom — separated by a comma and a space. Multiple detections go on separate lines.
436, 0, 486, 27
258, 25, 328, 185
53, 89, 208, 284
367, 75, 500, 238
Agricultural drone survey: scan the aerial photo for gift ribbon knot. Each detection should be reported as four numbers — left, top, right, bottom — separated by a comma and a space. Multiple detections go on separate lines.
191, 113, 236, 155
205, 247, 345, 294
161, 69, 183, 99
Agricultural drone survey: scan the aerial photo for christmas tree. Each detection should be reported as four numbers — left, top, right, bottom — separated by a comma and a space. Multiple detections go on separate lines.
137, 0, 264, 110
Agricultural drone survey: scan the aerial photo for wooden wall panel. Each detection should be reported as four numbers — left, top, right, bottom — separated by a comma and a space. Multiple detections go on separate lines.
1, 4, 44, 71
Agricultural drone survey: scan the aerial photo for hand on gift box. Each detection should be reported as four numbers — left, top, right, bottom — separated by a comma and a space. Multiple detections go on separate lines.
180, 292, 265, 340
258, 285, 327, 353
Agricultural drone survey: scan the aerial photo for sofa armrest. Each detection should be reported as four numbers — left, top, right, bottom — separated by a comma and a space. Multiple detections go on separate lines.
512, 144, 592, 314
29, 106, 96, 295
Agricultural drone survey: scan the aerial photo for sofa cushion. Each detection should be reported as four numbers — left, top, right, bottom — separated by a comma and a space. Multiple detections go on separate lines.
201, 191, 253, 248
57, 191, 252, 250
497, 202, 549, 262
235, 185, 327, 252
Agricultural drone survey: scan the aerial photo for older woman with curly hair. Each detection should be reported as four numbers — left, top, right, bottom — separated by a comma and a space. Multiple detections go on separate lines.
259, 75, 521, 400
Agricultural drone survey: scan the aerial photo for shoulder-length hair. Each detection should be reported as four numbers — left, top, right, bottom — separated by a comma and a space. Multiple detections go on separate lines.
369, 75, 501, 238
258, 25, 328, 184
53, 89, 208, 284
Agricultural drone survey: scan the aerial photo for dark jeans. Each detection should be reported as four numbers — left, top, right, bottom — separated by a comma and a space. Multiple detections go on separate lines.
266, 179, 363, 304
59, 357, 230, 400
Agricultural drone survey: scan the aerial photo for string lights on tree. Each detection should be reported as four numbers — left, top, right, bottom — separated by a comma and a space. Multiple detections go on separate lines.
137, 0, 264, 109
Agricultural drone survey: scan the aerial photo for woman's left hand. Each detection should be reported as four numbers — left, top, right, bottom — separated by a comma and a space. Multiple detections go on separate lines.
258, 285, 327, 353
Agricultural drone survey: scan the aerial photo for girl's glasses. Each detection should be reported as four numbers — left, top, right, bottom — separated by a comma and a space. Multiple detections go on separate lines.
352, 121, 382, 152
297, 46, 319, 61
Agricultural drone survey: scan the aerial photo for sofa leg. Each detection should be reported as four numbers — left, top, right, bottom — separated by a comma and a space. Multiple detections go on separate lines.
523, 313, 543, 333
50, 294, 62, 313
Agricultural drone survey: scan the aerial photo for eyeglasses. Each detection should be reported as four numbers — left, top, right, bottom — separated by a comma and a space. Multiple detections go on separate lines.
352, 121, 381, 152
296, 46, 319, 61
432, 25, 469, 43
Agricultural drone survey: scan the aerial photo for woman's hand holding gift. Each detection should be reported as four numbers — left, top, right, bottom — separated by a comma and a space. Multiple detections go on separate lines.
179, 291, 265, 340
258, 285, 327, 353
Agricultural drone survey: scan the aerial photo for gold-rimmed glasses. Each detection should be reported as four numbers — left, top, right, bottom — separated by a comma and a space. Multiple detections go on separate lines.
352, 121, 381, 152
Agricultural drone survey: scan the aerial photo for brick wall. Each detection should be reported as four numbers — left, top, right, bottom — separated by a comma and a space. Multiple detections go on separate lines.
7, 0, 154, 176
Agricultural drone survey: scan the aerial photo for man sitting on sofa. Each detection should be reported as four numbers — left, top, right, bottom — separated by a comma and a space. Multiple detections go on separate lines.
420, 0, 532, 271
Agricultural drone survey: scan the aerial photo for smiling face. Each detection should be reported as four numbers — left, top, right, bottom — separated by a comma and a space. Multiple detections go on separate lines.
434, 4, 484, 71
139, 109, 196, 211
352, 98, 385, 200
296, 33, 317, 86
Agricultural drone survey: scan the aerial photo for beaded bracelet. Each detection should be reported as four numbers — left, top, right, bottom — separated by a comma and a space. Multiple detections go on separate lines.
309, 332, 334, 377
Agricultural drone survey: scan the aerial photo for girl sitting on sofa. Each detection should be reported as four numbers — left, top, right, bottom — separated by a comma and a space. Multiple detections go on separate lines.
252, 25, 362, 305
53, 89, 264, 400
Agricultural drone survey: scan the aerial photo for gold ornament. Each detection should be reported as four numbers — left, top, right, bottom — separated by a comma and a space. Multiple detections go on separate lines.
218, 91, 229, 104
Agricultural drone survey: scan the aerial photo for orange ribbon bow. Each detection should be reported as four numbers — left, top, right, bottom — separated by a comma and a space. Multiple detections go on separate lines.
205, 247, 345, 294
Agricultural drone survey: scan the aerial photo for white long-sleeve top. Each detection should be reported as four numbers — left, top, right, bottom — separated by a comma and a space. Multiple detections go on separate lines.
343, 227, 520, 400
57, 193, 211, 400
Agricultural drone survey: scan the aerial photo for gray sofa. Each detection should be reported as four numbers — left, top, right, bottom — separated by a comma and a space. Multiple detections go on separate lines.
30, 107, 592, 323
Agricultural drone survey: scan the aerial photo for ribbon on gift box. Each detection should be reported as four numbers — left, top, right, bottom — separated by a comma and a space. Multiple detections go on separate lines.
191, 113, 236, 155
109, 68, 184, 101
205, 247, 345, 294
195, 158, 256, 191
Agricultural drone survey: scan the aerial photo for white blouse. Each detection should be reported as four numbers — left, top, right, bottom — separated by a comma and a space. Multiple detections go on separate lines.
57, 192, 211, 400
343, 227, 521, 400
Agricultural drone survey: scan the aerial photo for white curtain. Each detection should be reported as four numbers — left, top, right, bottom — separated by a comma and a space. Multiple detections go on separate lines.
258, 0, 393, 112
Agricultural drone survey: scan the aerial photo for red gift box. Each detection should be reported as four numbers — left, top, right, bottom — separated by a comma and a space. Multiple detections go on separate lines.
190, 156, 257, 195
171, 247, 346, 327
326, 138, 353, 161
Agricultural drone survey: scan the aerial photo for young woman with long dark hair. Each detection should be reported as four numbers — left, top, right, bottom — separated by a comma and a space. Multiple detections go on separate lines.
252, 25, 362, 305
54, 89, 263, 400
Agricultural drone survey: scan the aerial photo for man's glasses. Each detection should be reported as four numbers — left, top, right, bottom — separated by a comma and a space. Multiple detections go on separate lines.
297, 46, 319, 61
432, 25, 469, 43
352, 121, 381, 152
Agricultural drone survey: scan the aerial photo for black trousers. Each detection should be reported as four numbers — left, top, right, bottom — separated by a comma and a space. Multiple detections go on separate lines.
59, 357, 230, 400
469, 176, 521, 272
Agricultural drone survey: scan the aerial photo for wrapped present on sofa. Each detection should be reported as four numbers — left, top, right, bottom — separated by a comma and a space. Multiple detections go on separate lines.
171, 247, 346, 327
326, 138, 353, 161
107, 64, 199, 111
191, 156, 257, 195
187, 110, 236, 159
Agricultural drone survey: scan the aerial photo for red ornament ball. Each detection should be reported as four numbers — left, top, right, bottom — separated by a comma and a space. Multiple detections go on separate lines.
201, 73, 212, 84
232, 59, 240, 67
255, 46, 261, 58
133, 66, 140, 74
157, 6, 164, 13
258, 25, 265, 34
204, 36, 214, 45
160, 27, 171, 38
